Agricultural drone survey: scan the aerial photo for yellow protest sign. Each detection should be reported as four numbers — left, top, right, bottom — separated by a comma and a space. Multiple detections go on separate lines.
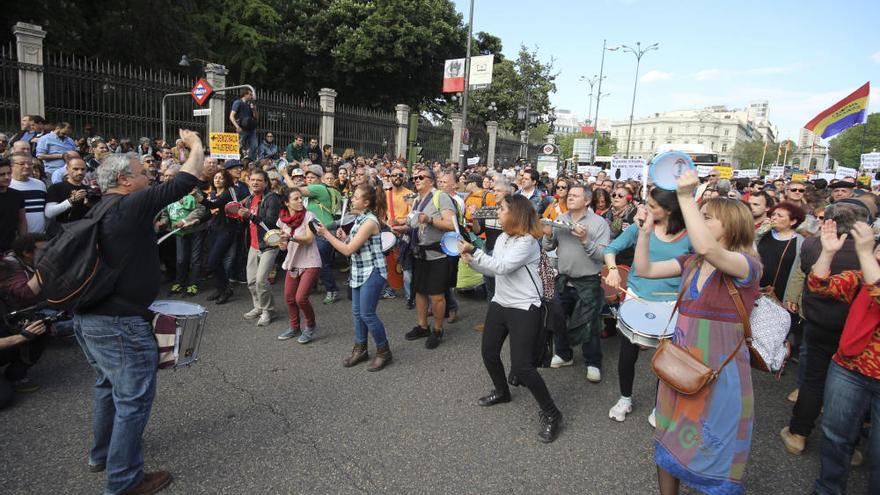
791, 173, 807, 182
713, 166, 733, 179
858, 175, 871, 186
209, 132, 240, 160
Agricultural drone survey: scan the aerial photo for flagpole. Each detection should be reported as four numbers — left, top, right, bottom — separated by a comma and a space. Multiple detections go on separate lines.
759, 141, 768, 174
807, 137, 815, 172
782, 140, 790, 166
775, 144, 782, 169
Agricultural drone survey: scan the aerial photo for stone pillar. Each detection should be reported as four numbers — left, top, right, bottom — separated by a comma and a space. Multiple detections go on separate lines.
395, 104, 410, 160
318, 88, 337, 148
485, 120, 498, 167
450, 112, 462, 164
13, 22, 47, 118
545, 134, 556, 145
203, 63, 228, 136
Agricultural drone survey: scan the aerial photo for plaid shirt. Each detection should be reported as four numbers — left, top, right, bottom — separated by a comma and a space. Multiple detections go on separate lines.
349, 212, 387, 288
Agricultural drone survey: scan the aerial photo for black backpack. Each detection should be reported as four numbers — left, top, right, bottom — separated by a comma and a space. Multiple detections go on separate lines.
35, 195, 125, 312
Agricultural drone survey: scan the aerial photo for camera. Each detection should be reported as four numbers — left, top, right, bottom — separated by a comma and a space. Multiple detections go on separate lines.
3, 306, 70, 336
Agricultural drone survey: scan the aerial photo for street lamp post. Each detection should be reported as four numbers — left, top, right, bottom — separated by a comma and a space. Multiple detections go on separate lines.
457, 0, 476, 172
579, 75, 599, 125
591, 40, 619, 164
620, 42, 659, 158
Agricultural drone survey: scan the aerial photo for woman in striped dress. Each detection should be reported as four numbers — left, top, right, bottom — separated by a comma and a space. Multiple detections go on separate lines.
316, 184, 391, 371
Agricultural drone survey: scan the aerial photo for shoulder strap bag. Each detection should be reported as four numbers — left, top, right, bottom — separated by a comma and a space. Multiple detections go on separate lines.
651, 262, 744, 395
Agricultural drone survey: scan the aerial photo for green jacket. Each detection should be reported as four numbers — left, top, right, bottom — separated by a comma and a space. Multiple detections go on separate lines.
286, 143, 307, 163
555, 273, 602, 346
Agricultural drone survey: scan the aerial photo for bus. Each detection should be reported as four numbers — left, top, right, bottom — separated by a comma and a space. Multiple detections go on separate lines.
655, 143, 719, 167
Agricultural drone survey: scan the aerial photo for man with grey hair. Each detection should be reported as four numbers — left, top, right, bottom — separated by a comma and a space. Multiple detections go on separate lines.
69, 130, 209, 495
542, 183, 610, 383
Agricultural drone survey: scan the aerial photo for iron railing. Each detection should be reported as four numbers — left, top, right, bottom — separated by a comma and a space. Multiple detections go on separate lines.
43, 50, 205, 143
253, 90, 320, 147
334, 103, 397, 158
0, 42, 21, 136
417, 122, 452, 163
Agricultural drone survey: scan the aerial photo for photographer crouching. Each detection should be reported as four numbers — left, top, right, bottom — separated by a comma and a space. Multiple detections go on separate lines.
0, 256, 47, 409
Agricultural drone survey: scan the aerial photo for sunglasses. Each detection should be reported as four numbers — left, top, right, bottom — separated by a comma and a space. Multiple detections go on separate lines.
612, 193, 628, 198
413, 175, 428, 181
816, 215, 825, 220
556, 185, 568, 190
788, 188, 805, 193
392, 173, 406, 178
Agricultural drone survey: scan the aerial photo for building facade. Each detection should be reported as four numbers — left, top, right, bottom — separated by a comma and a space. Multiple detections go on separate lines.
610, 105, 778, 166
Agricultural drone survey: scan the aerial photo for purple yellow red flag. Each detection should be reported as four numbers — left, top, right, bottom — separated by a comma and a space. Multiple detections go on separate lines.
804, 82, 870, 139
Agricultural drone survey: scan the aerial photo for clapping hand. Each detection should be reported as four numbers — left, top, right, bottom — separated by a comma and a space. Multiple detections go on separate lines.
571, 223, 588, 241
457, 239, 475, 255
178, 129, 202, 150
819, 219, 847, 253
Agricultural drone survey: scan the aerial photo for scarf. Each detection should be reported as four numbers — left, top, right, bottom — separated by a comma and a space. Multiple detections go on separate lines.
279, 208, 307, 231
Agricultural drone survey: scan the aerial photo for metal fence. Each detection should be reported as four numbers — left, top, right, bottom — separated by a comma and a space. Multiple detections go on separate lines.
0, 42, 19, 136
42, 50, 206, 143
255, 90, 320, 146
417, 122, 452, 162
333, 103, 397, 158
496, 137, 521, 166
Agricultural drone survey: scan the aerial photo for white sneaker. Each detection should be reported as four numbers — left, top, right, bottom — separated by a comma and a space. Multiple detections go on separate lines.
648, 408, 657, 428
586, 366, 602, 383
243, 308, 262, 320
609, 397, 633, 422
549, 355, 574, 368
256, 312, 272, 327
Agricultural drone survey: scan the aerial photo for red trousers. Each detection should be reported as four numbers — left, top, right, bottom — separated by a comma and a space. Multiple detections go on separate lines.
284, 267, 319, 329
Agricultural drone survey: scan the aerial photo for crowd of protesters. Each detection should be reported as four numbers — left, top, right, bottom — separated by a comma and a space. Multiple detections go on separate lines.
1, 111, 878, 495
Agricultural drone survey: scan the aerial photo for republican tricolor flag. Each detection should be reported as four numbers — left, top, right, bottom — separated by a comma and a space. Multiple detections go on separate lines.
804, 82, 870, 139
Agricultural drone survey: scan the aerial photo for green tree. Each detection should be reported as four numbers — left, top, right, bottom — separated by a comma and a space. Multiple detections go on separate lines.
829, 113, 880, 167
733, 140, 767, 169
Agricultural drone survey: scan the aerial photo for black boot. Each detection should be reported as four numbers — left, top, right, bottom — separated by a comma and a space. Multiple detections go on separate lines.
478, 389, 511, 407
207, 289, 223, 301
507, 371, 521, 387
538, 406, 562, 443
215, 287, 233, 305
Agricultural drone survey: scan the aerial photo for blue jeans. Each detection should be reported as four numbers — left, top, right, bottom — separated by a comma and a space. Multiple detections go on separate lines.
315, 236, 338, 293
175, 232, 204, 286
239, 129, 258, 161
553, 284, 603, 368
814, 362, 879, 494
74, 314, 158, 495
351, 271, 388, 347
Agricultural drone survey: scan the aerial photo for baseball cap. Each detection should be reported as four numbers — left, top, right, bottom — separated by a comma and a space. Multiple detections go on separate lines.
465, 173, 483, 185
223, 159, 242, 170
307, 164, 324, 177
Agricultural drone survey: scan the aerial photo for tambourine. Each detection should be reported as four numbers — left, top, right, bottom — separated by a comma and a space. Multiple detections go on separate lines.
263, 229, 284, 247
649, 151, 695, 191
224, 201, 243, 219
440, 232, 464, 256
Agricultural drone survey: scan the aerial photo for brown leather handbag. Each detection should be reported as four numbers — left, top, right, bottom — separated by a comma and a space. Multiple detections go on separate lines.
651, 265, 744, 395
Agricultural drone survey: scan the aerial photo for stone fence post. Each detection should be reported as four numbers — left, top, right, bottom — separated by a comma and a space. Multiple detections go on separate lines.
319, 88, 337, 149
485, 120, 498, 167
204, 63, 228, 136
13, 22, 47, 119
395, 104, 410, 160
449, 113, 462, 165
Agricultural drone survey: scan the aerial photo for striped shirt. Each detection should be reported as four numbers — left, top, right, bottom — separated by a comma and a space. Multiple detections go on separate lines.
349, 212, 387, 288
10, 178, 47, 233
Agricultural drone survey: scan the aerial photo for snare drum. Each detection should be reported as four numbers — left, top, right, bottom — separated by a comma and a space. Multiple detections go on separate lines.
616, 298, 677, 348
380, 231, 397, 255
601, 265, 630, 304
149, 300, 208, 369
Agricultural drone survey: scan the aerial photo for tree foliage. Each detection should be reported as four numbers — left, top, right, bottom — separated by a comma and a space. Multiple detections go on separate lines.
557, 132, 617, 159
733, 138, 798, 168
829, 113, 880, 167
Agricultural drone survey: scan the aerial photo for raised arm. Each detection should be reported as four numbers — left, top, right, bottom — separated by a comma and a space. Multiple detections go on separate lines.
178, 129, 206, 178
675, 170, 749, 279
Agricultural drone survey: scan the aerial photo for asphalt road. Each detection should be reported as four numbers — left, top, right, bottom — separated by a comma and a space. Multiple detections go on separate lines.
1, 280, 870, 494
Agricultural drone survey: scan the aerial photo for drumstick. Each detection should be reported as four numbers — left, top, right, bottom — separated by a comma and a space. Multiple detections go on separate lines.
612, 286, 651, 306
157, 228, 182, 245
651, 292, 678, 296
340, 197, 348, 221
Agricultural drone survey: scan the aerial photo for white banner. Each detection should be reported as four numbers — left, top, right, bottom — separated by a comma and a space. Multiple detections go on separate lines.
861, 152, 880, 170
818, 172, 835, 183
835, 166, 857, 180
577, 165, 602, 176
467, 156, 480, 166
696, 165, 714, 177
768, 166, 785, 179
733, 169, 758, 179
610, 158, 647, 181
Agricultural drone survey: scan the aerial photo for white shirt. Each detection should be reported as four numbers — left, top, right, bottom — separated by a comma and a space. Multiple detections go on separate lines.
470, 233, 542, 311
